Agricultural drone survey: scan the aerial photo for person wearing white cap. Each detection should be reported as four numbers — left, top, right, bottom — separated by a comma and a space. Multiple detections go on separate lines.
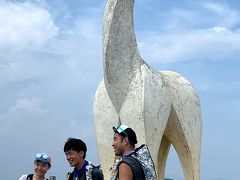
111, 124, 145, 180
18, 152, 51, 180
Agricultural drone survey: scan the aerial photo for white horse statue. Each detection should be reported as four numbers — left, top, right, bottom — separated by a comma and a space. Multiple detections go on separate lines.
94, 0, 202, 179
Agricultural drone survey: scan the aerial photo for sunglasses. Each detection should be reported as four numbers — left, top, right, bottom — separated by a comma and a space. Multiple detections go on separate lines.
116, 124, 128, 137
35, 153, 50, 164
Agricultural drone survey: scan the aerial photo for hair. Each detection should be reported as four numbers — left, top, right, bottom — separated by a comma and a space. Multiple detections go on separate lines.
64, 138, 87, 159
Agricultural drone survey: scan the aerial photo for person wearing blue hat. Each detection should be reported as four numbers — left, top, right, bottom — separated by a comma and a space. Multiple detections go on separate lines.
18, 152, 51, 180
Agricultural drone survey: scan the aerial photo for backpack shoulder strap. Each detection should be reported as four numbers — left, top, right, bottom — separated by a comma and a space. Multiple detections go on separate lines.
66, 172, 73, 180
120, 156, 145, 180
26, 174, 33, 180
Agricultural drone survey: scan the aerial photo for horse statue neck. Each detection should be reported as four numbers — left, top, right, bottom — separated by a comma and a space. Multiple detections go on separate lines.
103, 0, 143, 113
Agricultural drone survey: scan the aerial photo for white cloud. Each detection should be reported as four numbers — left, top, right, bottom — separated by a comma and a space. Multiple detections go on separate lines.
203, 2, 240, 27
0, 62, 30, 82
0, 1, 59, 50
136, 2, 240, 64
0, 60, 56, 84
73, 17, 101, 39
164, 2, 240, 30
212, 26, 227, 33
0, 97, 48, 136
0, 0, 102, 85
139, 27, 240, 63
10, 97, 48, 112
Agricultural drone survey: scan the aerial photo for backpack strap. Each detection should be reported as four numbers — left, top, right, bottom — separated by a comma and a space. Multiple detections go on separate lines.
26, 174, 33, 180
119, 156, 145, 180
26, 174, 49, 180
66, 172, 73, 180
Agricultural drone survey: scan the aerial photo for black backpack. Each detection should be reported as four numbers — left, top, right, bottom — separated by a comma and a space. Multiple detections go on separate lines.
67, 163, 104, 180
130, 144, 157, 179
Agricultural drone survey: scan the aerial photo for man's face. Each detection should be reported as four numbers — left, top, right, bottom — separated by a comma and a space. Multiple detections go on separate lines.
34, 161, 49, 177
65, 149, 84, 169
112, 132, 126, 156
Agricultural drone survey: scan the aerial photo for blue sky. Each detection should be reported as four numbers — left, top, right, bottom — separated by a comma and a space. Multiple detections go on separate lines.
0, 0, 239, 179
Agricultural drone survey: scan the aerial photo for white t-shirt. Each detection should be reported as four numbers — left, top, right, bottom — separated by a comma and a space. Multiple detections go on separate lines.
18, 174, 28, 180
18, 174, 48, 180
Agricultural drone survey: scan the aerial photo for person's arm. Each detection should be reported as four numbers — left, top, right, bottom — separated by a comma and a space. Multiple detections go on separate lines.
118, 163, 133, 180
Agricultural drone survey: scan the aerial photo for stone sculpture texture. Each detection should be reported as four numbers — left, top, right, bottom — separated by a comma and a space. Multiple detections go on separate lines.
94, 0, 202, 179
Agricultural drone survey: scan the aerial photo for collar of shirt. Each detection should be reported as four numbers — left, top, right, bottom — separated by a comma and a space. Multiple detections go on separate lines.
124, 150, 135, 156
72, 160, 89, 177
